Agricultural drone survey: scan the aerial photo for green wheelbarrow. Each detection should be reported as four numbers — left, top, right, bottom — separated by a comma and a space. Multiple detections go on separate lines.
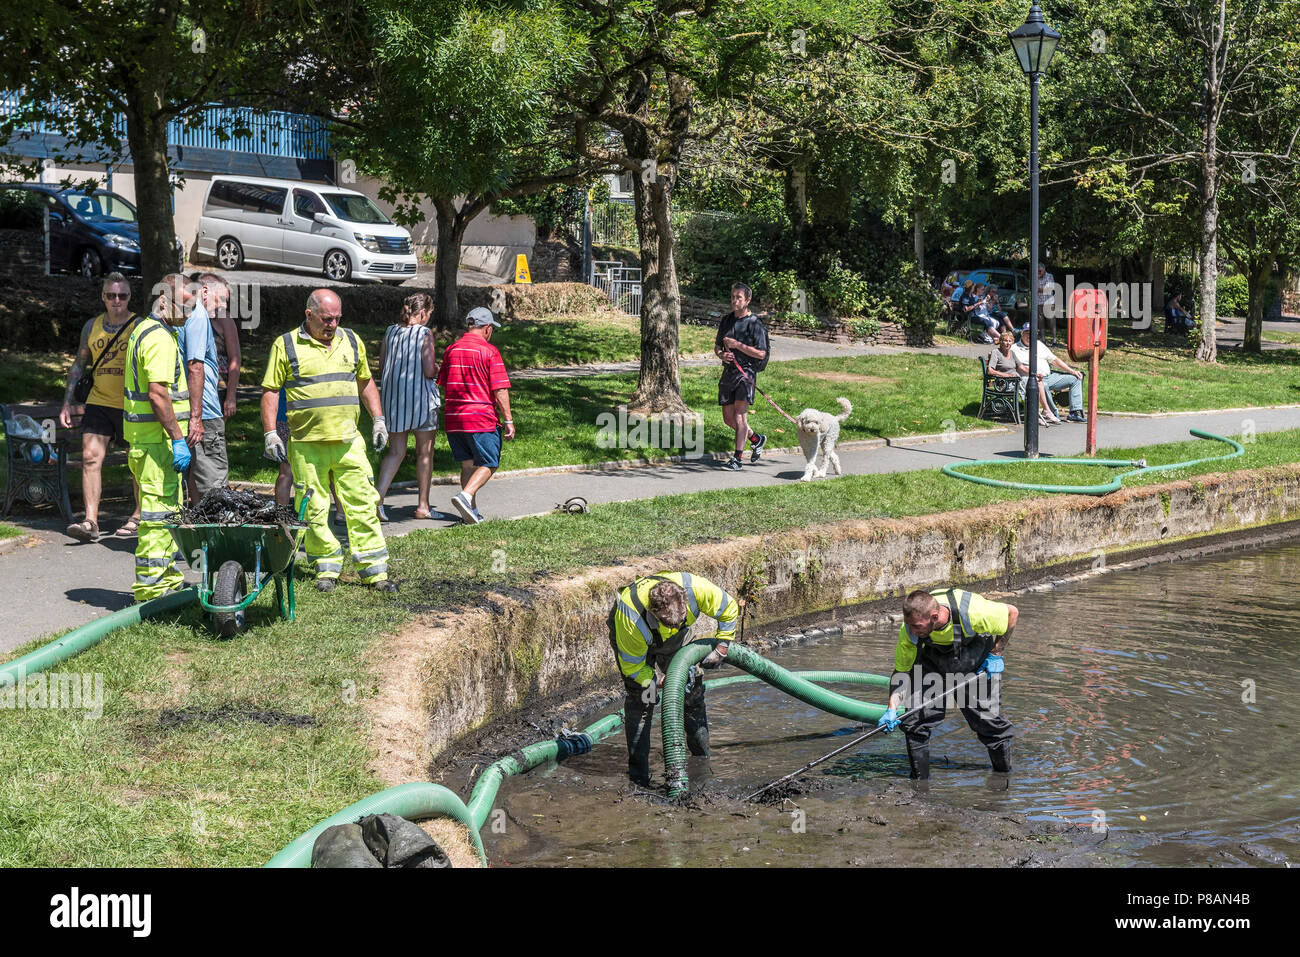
166, 491, 312, 637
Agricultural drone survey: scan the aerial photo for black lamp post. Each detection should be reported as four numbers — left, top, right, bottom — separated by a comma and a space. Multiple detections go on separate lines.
1009, 4, 1060, 459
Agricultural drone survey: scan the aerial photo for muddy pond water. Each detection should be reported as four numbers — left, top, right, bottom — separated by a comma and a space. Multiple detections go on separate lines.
479, 541, 1300, 867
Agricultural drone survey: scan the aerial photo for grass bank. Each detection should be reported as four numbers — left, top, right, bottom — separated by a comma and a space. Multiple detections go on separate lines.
2, 428, 1300, 865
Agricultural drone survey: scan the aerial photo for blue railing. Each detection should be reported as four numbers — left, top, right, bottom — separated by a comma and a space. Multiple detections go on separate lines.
0, 93, 329, 160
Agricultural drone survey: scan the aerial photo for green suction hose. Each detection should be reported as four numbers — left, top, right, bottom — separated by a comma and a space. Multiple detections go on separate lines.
661, 640, 891, 798
264, 782, 487, 867
0, 586, 197, 685
941, 428, 1243, 495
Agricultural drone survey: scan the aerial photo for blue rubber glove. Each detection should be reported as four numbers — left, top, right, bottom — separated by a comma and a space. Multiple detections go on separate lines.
877, 707, 900, 732
983, 654, 1005, 675
171, 438, 192, 472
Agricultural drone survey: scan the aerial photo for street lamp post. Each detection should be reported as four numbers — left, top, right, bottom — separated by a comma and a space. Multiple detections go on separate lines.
1010, 4, 1060, 459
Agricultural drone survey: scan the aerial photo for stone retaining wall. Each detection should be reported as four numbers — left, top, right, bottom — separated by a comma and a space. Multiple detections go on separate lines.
365, 464, 1300, 778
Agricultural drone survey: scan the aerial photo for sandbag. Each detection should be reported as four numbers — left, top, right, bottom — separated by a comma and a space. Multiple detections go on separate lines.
311, 813, 452, 868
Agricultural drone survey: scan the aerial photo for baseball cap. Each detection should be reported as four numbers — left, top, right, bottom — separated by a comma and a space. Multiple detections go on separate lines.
467, 306, 501, 328
1019, 322, 1032, 333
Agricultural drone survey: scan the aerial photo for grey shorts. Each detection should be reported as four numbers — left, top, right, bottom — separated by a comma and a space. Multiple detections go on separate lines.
191, 417, 229, 495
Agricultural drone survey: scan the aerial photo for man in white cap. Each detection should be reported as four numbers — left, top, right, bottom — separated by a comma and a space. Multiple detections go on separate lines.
435, 306, 514, 523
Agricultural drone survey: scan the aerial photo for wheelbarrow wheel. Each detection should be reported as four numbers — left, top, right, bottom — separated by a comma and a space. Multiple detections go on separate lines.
212, 560, 248, 638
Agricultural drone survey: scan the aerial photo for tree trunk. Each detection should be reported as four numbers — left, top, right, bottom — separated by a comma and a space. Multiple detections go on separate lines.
1194, 9, 1222, 363
1150, 254, 1165, 319
783, 158, 808, 233
122, 91, 176, 294
627, 163, 688, 415
1243, 256, 1270, 353
913, 209, 925, 276
431, 198, 467, 330
625, 69, 690, 416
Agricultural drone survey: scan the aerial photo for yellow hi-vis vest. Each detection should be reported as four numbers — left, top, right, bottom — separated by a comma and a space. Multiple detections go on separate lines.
122, 317, 190, 446
612, 571, 738, 686
265, 325, 368, 443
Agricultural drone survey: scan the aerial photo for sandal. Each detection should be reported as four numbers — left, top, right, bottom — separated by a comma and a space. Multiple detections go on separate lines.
113, 517, 140, 537
376, 504, 390, 523
66, 520, 100, 543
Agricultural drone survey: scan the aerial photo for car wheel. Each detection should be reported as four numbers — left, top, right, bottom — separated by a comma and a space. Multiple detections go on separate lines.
324, 249, 352, 282
78, 248, 103, 278
217, 237, 244, 270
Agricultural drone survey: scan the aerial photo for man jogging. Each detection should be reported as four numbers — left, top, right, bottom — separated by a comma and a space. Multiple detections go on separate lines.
876, 588, 1019, 780
714, 282, 768, 471
609, 571, 740, 786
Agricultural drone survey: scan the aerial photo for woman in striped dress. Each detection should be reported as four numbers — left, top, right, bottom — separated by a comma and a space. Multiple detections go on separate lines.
376, 293, 441, 520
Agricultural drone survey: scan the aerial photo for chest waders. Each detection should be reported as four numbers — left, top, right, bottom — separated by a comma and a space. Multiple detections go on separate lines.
608, 575, 709, 787
901, 589, 1014, 780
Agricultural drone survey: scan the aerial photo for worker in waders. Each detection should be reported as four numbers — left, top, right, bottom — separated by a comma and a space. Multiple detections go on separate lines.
123, 275, 193, 600
260, 289, 397, 594
609, 572, 740, 787
876, 588, 1018, 780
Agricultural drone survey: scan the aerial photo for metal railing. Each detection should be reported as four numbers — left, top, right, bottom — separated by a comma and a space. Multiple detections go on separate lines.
591, 197, 637, 248
591, 260, 642, 317
1, 92, 329, 160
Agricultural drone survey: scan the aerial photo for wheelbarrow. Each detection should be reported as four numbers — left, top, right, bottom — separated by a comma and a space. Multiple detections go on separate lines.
166, 491, 312, 637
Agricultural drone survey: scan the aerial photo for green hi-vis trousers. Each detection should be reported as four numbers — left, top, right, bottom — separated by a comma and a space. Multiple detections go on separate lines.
128, 442, 185, 601
291, 435, 389, 583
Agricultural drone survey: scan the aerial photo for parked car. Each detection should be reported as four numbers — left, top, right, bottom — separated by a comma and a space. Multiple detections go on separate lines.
963, 267, 1032, 325
0, 182, 183, 278
196, 175, 417, 283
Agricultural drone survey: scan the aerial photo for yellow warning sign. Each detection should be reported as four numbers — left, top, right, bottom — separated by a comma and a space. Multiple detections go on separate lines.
514, 254, 532, 284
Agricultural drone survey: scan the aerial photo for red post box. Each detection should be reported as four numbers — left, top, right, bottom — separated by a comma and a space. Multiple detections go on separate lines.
1066, 288, 1107, 455
1068, 288, 1107, 361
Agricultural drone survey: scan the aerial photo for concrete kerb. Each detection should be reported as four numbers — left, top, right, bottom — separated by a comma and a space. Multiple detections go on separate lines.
367, 462, 1300, 777
1096, 403, 1300, 419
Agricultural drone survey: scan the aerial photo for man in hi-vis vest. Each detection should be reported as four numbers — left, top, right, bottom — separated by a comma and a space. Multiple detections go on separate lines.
123, 274, 193, 601
608, 571, 740, 786
260, 289, 397, 594
876, 588, 1019, 780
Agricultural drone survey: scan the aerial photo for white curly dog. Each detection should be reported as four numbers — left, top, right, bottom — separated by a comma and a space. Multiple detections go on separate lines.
796, 397, 853, 481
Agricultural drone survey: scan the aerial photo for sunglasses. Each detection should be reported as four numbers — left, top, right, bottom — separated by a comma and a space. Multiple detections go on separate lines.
104, 293, 130, 300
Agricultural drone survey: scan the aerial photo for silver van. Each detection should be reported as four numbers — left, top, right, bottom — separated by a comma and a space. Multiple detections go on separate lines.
196, 175, 418, 283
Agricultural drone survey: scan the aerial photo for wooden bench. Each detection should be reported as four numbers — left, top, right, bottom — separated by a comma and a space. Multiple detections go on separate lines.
1, 402, 127, 523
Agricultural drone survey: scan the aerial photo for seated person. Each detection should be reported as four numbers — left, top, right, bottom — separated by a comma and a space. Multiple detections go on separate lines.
1010, 323, 1087, 423
965, 283, 999, 342
988, 331, 1059, 425
984, 285, 1016, 335
1164, 292, 1194, 334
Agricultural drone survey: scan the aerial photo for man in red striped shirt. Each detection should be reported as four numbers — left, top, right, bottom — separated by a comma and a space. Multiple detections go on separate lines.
436, 307, 514, 524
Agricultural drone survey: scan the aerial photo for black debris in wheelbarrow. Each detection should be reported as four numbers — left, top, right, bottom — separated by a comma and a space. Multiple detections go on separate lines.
171, 485, 306, 527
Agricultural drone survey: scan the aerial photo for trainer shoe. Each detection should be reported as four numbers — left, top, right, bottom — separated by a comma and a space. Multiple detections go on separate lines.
722, 454, 743, 471
315, 578, 338, 593
1067, 411, 1087, 423
452, 491, 482, 524
373, 579, 399, 594
750, 433, 767, 463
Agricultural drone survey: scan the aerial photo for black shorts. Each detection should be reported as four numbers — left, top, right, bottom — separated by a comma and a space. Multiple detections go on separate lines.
718, 373, 755, 407
81, 403, 124, 445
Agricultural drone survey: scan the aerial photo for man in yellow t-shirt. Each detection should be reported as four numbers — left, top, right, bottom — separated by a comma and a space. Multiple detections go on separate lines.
59, 272, 142, 542
877, 588, 1019, 780
260, 289, 395, 594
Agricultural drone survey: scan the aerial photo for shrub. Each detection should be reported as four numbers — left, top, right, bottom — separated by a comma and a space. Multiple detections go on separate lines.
846, 316, 881, 339
816, 259, 872, 318
781, 312, 823, 331
755, 268, 803, 313
1217, 273, 1248, 316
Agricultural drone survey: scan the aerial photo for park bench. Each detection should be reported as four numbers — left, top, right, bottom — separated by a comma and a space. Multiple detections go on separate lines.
977, 357, 1079, 424
0, 402, 126, 524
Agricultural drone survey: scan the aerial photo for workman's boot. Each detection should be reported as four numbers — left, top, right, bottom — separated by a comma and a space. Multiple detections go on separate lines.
988, 742, 1012, 774
905, 736, 931, 781
684, 673, 709, 757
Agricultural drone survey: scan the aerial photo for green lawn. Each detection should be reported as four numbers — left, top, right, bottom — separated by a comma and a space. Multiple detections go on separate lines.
0, 523, 23, 541
6, 333, 1299, 493
1264, 329, 1300, 345
3, 427, 1300, 866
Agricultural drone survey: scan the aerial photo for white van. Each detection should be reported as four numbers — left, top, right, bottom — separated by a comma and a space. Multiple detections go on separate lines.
196, 175, 418, 283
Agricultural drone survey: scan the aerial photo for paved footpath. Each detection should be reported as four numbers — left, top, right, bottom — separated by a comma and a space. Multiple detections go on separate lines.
1, 405, 1294, 654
